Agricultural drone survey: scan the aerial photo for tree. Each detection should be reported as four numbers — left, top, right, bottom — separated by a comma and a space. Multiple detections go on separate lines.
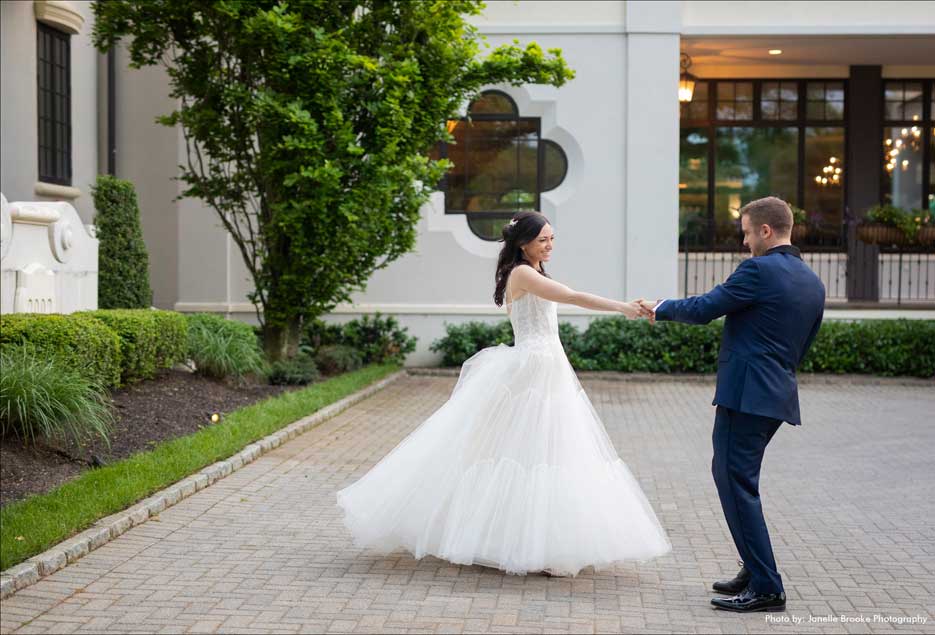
92, 0, 574, 361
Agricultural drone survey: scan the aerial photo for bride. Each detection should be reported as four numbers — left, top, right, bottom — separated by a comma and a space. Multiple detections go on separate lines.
336, 211, 672, 576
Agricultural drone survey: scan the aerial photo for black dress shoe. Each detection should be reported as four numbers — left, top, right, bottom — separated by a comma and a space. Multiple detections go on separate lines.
712, 560, 751, 594
711, 587, 786, 612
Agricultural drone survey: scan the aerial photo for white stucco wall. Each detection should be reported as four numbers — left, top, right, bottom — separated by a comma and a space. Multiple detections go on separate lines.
0, 0, 99, 225
681, 1, 935, 35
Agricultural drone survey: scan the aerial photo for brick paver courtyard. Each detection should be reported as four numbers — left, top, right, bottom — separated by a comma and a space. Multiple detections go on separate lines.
1, 373, 933, 634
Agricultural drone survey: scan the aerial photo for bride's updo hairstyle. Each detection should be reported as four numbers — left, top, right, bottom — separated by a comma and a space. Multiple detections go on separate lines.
494, 211, 551, 307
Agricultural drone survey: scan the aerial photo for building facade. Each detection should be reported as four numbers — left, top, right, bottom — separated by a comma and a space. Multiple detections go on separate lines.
2, 1, 934, 364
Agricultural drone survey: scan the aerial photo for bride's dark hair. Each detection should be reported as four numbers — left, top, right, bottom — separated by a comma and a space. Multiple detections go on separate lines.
494, 211, 551, 307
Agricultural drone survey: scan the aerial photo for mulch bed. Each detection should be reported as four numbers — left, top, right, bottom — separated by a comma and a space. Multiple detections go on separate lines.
0, 367, 306, 508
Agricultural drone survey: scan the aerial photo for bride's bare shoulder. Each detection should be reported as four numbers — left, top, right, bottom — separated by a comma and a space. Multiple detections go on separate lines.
510, 263, 539, 281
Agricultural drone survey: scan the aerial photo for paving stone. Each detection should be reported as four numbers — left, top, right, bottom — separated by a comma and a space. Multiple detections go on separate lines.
1, 376, 932, 633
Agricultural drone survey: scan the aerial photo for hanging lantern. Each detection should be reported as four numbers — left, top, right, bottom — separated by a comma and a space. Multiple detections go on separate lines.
679, 53, 697, 103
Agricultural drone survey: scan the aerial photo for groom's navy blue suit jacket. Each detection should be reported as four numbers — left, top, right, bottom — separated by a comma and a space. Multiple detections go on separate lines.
656, 245, 825, 425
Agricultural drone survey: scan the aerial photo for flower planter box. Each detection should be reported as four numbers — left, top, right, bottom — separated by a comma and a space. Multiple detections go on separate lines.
791, 225, 808, 243
917, 226, 935, 246
857, 223, 910, 246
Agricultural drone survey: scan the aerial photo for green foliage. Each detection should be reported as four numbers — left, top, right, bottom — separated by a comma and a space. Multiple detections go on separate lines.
789, 205, 807, 225
0, 313, 122, 388
429, 320, 514, 366
91, 1, 574, 359
186, 313, 267, 380
91, 175, 153, 309
74, 309, 158, 384
314, 344, 363, 375
150, 310, 190, 369
302, 313, 416, 364
267, 349, 321, 385
432, 317, 935, 378
864, 205, 920, 240
799, 319, 935, 377
0, 343, 114, 447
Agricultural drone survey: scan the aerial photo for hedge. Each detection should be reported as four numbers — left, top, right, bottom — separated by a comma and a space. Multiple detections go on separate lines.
431, 317, 935, 378
0, 313, 122, 388
0, 309, 189, 388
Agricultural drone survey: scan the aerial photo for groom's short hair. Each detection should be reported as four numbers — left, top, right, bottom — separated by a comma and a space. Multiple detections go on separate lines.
740, 197, 793, 236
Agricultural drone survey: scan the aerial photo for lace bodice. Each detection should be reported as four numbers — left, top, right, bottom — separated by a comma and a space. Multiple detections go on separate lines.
506, 288, 561, 348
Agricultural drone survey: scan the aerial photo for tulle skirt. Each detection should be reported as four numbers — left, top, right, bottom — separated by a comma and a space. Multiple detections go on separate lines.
336, 340, 672, 576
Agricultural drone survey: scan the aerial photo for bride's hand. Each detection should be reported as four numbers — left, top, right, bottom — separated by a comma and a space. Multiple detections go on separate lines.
619, 300, 647, 320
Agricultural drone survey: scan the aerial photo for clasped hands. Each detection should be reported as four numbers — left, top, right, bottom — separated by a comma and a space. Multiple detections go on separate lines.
621, 298, 659, 323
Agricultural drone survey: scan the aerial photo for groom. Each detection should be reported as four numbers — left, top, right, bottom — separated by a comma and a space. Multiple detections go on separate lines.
641, 196, 825, 613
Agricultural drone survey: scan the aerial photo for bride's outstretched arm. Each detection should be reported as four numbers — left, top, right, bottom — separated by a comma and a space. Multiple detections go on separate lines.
512, 266, 646, 318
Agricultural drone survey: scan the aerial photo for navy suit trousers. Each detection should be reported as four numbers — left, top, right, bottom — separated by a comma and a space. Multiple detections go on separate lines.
712, 406, 784, 595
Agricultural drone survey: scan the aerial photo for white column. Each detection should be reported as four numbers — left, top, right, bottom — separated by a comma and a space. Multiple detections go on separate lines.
623, 1, 681, 301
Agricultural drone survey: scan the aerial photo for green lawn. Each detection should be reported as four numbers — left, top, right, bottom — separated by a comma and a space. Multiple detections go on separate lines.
1, 363, 400, 570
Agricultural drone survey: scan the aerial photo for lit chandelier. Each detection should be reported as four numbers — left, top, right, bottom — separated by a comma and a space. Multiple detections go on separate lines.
884, 126, 922, 173
814, 156, 842, 187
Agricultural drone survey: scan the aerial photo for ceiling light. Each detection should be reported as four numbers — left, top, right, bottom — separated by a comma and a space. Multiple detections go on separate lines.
769, 49, 783, 55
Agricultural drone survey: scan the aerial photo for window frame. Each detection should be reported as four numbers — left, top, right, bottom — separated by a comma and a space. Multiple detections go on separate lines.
680, 78, 849, 252
435, 90, 567, 241
880, 79, 933, 213
36, 21, 73, 186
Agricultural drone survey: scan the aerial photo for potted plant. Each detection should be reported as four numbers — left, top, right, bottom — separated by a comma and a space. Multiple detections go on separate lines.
857, 205, 918, 245
790, 205, 808, 243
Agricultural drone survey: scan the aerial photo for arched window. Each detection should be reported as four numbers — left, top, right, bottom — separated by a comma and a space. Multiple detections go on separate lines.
433, 91, 568, 241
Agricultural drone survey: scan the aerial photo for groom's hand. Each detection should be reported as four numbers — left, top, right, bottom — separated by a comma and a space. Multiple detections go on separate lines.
637, 299, 658, 324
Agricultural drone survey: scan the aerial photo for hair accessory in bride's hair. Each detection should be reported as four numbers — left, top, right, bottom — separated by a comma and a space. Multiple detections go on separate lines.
508, 219, 518, 227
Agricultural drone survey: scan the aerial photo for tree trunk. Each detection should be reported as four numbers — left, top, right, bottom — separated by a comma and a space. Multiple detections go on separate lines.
263, 317, 302, 363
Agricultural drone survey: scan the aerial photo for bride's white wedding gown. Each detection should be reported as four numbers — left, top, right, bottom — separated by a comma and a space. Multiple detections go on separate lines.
336, 283, 672, 576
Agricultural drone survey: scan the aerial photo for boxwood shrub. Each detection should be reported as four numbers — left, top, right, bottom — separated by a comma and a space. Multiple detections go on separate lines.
0, 313, 122, 387
431, 317, 935, 378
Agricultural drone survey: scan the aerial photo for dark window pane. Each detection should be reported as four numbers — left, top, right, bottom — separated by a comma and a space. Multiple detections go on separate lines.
807, 101, 825, 120
804, 127, 845, 243
467, 215, 513, 241
929, 128, 934, 212
735, 82, 753, 101
780, 82, 798, 102
36, 23, 71, 185
762, 82, 780, 101
905, 101, 922, 122
692, 81, 709, 101
884, 102, 904, 121
541, 140, 567, 191
762, 101, 778, 120
679, 128, 708, 246
825, 101, 844, 121
718, 82, 735, 100
735, 102, 753, 120
468, 92, 517, 116
780, 102, 798, 120
885, 83, 904, 102
715, 127, 798, 246
716, 102, 735, 120
825, 83, 844, 102
882, 126, 923, 210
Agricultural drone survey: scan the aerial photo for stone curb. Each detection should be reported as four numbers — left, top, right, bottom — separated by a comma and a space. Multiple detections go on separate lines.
0, 369, 407, 600
406, 367, 934, 387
